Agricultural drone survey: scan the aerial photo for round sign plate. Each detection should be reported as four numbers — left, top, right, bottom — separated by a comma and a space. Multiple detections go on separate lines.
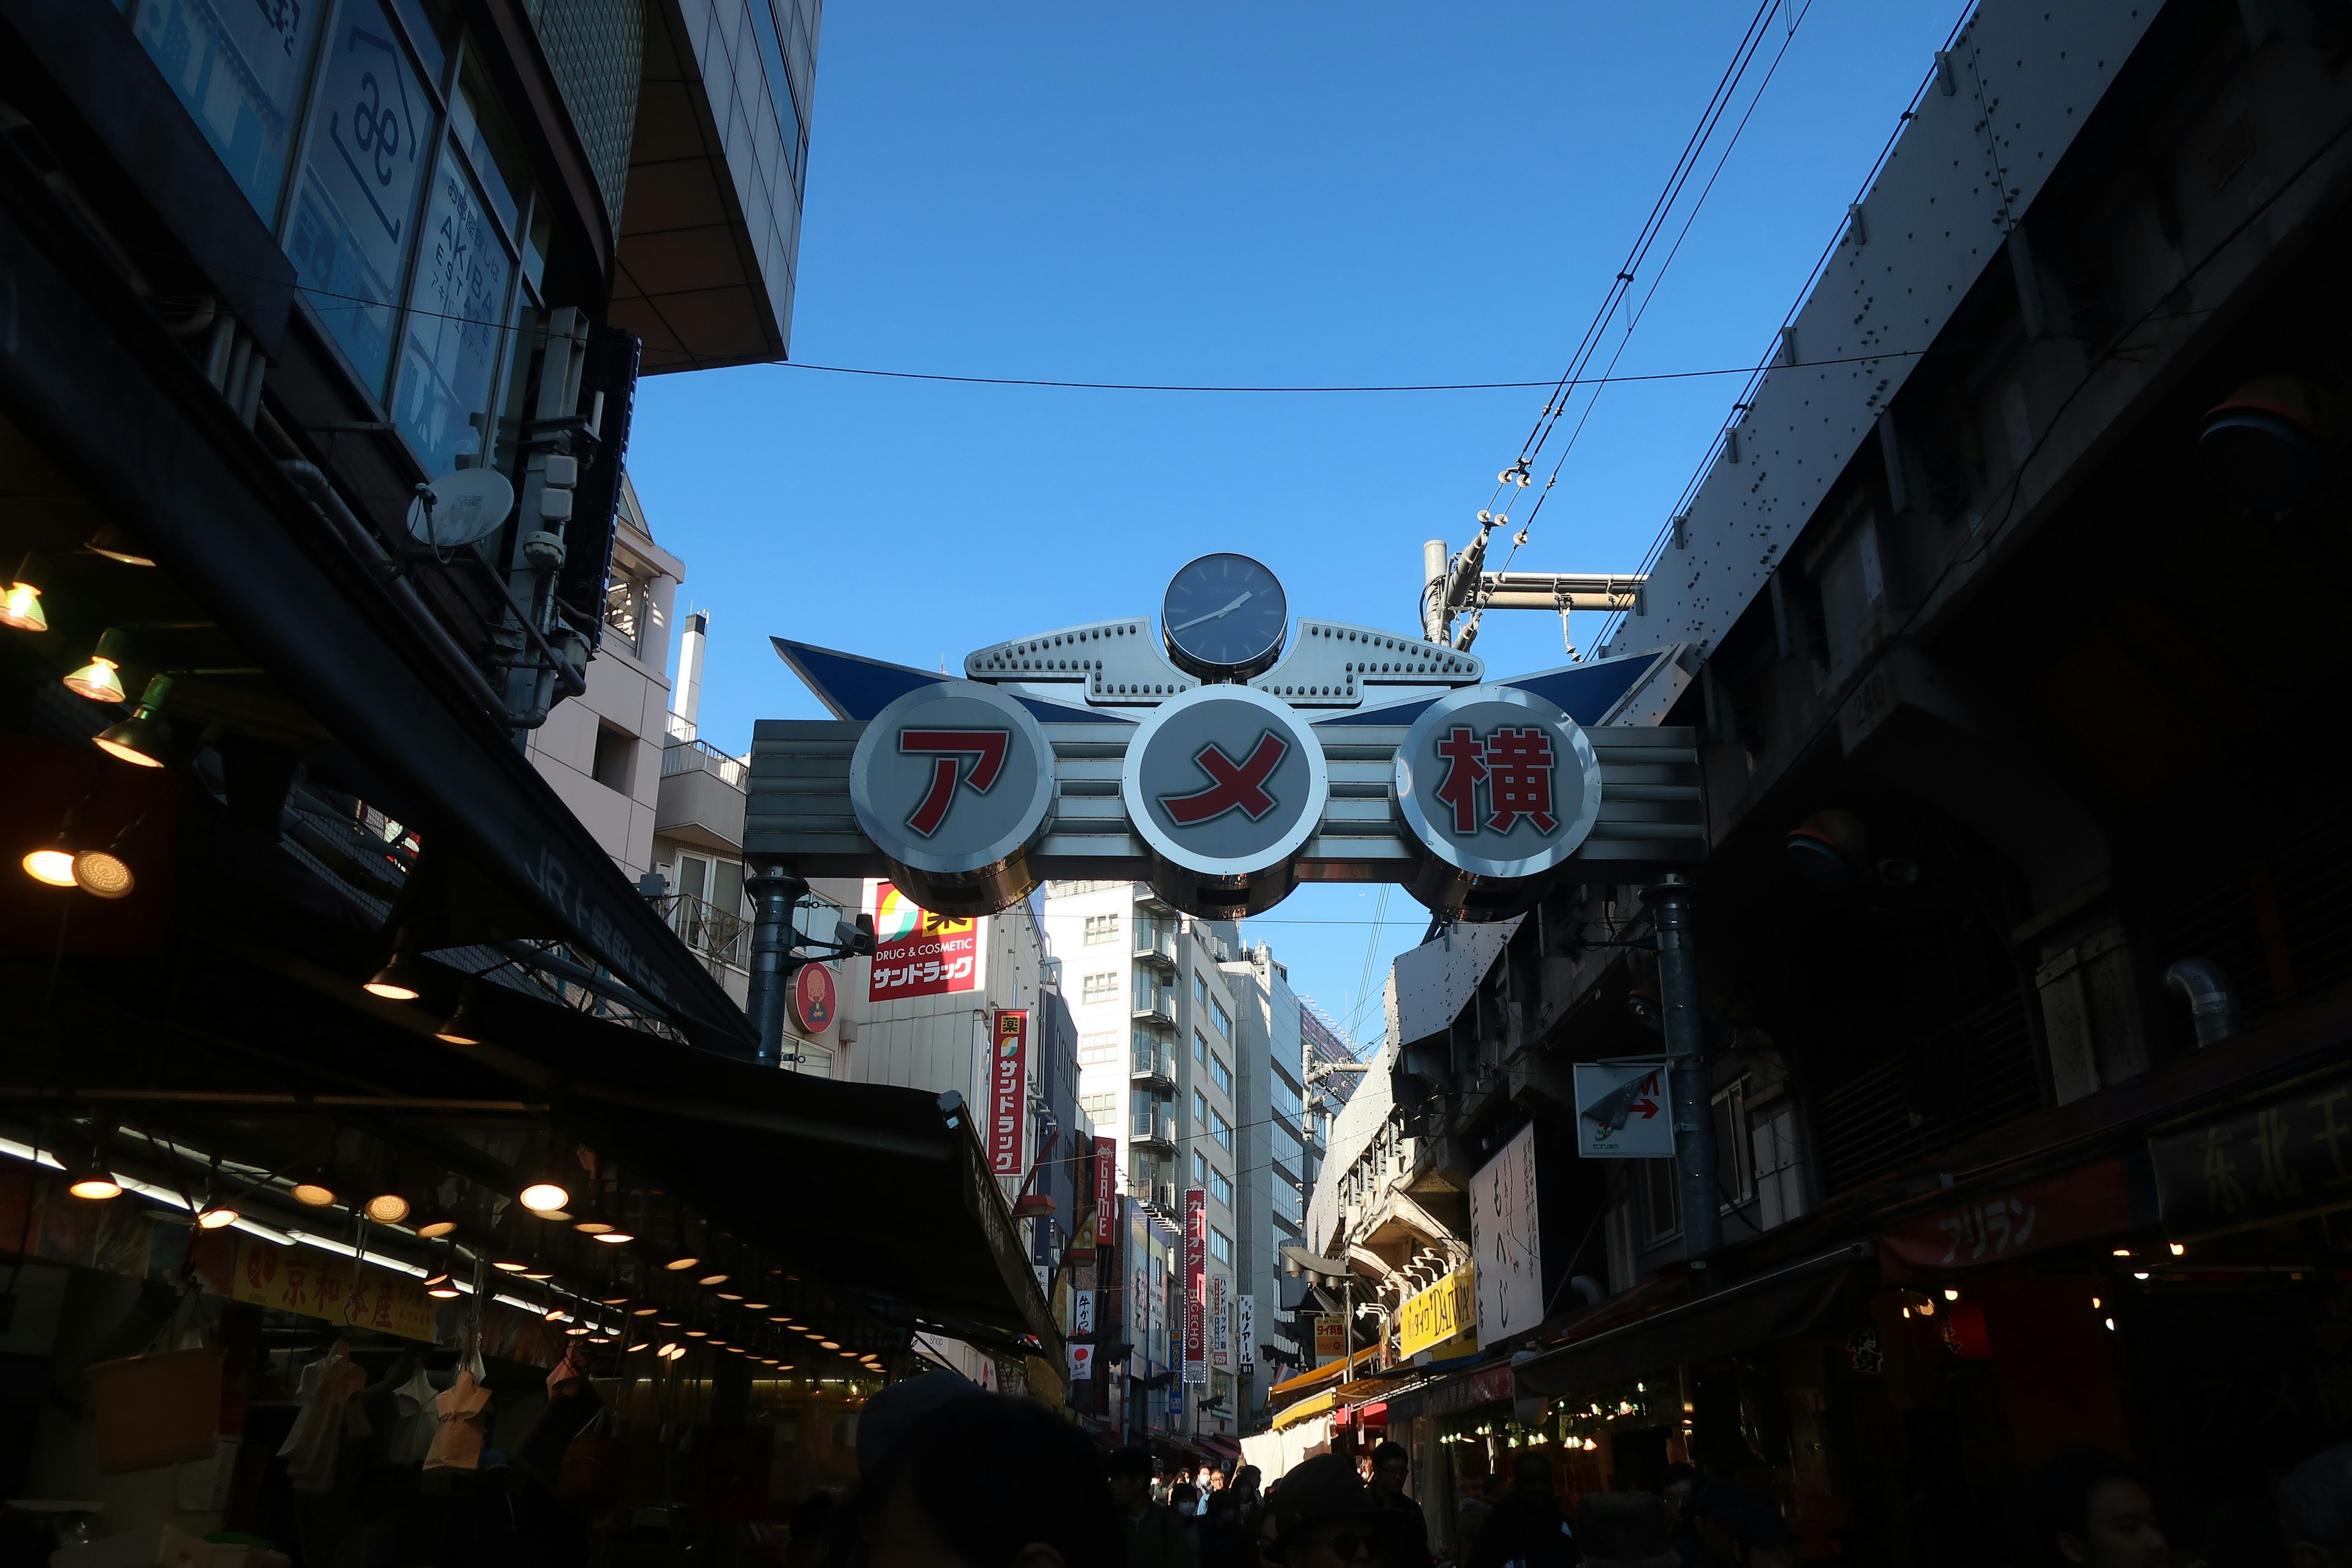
1392, 684, 1603, 920
1120, 683, 1327, 918
850, 680, 1055, 914
405, 468, 516, 549
791, 961, 837, 1036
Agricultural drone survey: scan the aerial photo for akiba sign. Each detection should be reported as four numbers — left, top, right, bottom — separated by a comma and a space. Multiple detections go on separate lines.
757, 555, 1703, 923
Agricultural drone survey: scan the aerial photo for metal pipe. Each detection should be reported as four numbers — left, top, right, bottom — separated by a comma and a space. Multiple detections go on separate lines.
1643, 875, 1720, 1268
278, 461, 535, 728
1421, 539, 1449, 642
2163, 957, 2236, 1048
744, 867, 807, 1067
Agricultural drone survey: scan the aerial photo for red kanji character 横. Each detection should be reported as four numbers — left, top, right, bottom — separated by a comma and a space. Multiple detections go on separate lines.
1432, 726, 1487, 834
1483, 728, 1558, 834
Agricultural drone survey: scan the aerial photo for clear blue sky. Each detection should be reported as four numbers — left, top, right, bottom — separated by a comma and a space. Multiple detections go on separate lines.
627, 0, 1961, 1047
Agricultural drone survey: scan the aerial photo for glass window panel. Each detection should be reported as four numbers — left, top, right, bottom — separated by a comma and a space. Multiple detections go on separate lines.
393, 138, 513, 474
1270, 1071, 1303, 1126
1275, 1178, 1302, 1225
712, 859, 745, 918
132, 0, 325, 219
390, 0, 451, 89
287, 0, 438, 394
1209, 1055, 1231, 1095
447, 61, 525, 239
1272, 1121, 1302, 1174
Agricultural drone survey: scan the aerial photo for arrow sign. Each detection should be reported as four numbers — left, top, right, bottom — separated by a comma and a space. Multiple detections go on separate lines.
1574, 1059, 1676, 1159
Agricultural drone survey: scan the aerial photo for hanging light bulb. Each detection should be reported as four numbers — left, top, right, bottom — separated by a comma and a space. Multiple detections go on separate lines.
62, 628, 130, 703
64, 1126, 122, 1200
363, 1158, 413, 1225
427, 1276, 462, 1300
87, 526, 156, 568
593, 1227, 635, 1245
1, 555, 48, 633
22, 839, 77, 888
433, 984, 483, 1046
92, 676, 175, 767
288, 1163, 338, 1208
518, 1145, 572, 1213
412, 1186, 459, 1239
364, 930, 422, 1001
195, 1196, 240, 1230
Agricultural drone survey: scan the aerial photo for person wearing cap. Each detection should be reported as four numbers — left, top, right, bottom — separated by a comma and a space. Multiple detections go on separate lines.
1266, 1453, 1389, 1568
1110, 1446, 1198, 1568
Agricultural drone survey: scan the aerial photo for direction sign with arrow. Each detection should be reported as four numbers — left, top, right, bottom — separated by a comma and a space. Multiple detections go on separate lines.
1573, 1058, 1675, 1158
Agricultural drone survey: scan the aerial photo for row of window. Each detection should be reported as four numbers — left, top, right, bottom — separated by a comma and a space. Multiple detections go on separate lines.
1084, 913, 1120, 944
1189, 1091, 1233, 1152
1190, 1150, 1233, 1208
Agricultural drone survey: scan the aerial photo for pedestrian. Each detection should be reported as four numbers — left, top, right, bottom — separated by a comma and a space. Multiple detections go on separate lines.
1204, 1465, 1266, 1568
1571, 1494, 1671, 1568
1111, 1446, 1200, 1568
1368, 1441, 1434, 1568
1453, 1474, 1493, 1566
1465, 1453, 1577, 1568
1265, 1452, 1385, 1568
2010, 1449, 2172, 1568
1683, 1477, 1794, 1568
2280, 1442, 2352, 1568
855, 1392, 1123, 1568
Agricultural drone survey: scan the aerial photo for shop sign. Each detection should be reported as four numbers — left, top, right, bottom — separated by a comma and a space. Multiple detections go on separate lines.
1210, 1274, 1231, 1367
1074, 1289, 1097, 1336
1392, 685, 1604, 890
1471, 1123, 1544, 1343
1423, 1361, 1515, 1418
865, 881, 985, 1002
1069, 1342, 1096, 1382
1121, 685, 1329, 914
790, 961, 836, 1035
1572, 1059, 1673, 1158
233, 1235, 435, 1342
849, 680, 1056, 910
1183, 1187, 1207, 1384
1094, 1136, 1118, 1243
2150, 1071, 2352, 1237
1400, 1265, 1477, 1359
1314, 1313, 1346, 1363
1878, 1159, 2132, 1272
1238, 1294, 1256, 1371
988, 1009, 1029, 1176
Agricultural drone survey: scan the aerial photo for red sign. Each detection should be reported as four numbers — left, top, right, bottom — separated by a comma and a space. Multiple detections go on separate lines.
791, 962, 836, 1035
1095, 1136, 1118, 1244
989, 1010, 1029, 1176
867, 881, 981, 1002
1183, 1187, 1207, 1384
1877, 1159, 2131, 1276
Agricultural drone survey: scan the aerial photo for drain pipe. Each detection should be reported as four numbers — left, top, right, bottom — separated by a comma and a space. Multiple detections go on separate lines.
2163, 957, 2236, 1048
1643, 875, 1721, 1271
279, 461, 534, 728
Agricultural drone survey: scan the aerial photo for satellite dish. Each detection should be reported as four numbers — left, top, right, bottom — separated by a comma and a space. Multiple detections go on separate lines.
406, 468, 515, 549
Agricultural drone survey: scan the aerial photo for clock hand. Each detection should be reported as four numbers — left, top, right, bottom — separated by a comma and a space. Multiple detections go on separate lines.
1169, 592, 1253, 635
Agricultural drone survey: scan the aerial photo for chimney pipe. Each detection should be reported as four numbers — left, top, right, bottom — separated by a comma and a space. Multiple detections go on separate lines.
2163, 957, 2236, 1048
669, 609, 707, 741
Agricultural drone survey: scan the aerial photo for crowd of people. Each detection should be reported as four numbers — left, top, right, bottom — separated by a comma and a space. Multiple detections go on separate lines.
816, 1373, 2352, 1568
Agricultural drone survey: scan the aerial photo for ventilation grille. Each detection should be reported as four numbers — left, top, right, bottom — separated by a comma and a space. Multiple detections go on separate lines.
1813, 989, 2040, 1196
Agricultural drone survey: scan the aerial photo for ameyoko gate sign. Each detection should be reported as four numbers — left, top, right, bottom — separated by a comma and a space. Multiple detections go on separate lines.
750, 556, 1705, 922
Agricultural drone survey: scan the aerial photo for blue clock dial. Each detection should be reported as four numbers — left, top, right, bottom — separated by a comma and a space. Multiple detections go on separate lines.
1162, 554, 1288, 679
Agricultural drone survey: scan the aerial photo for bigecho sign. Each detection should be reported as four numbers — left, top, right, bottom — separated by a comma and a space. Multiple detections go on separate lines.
865, 881, 982, 1003
1183, 1187, 1207, 1384
989, 1009, 1029, 1176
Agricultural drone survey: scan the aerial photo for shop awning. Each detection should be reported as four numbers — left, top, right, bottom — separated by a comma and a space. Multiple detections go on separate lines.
1272, 1390, 1336, 1430
1270, 1343, 1384, 1399
1512, 1242, 1868, 1401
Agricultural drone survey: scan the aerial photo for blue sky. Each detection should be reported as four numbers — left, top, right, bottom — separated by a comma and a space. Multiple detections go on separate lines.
627, 0, 1961, 1047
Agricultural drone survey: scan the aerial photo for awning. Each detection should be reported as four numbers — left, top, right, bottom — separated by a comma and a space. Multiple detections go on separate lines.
1513, 1243, 1868, 1401
1272, 1390, 1336, 1430
1270, 1343, 1383, 1398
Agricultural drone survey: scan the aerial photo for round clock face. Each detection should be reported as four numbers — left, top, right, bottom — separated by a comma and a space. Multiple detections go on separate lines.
1161, 554, 1288, 679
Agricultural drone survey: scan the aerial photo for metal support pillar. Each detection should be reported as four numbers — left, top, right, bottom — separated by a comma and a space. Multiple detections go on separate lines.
744, 867, 806, 1067
1644, 875, 1720, 1268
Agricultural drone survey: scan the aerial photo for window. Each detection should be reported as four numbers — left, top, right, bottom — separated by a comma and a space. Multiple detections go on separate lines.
1193, 1150, 1207, 1185
1275, 1175, 1303, 1226
603, 573, 646, 658
1082, 1091, 1117, 1122
1208, 1054, 1232, 1095
1194, 973, 1207, 1004
1194, 1090, 1208, 1129
1085, 913, 1120, 944
1752, 1098, 1807, 1230
1082, 971, 1118, 1004
1207, 1166, 1232, 1208
591, 725, 636, 792
1210, 1108, 1233, 1153
1712, 1079, 1755, 1211
132, 0, 328, 218
1194, 1030, 1208, 1065
1641, 1157, 1680, 1246
1079, 1031, 1120, 1068
1209, 1228, 1232, 1267
1271, 1121, 1302, 1176
1211, 998, 1232, 1040
1131, 1099, 1156, 1138
1271, 1071, 1303, 1126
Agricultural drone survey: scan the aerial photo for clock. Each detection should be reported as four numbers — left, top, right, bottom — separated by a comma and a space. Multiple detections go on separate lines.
1161, 553, 1288, 680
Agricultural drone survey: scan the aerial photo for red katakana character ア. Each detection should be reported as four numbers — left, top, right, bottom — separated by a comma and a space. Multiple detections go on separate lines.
1483, 728, 1558, 834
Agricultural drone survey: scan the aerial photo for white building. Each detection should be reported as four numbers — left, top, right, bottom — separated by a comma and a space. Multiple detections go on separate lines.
1041, 882, 1262, 1439
1219, 943, 1310, 1423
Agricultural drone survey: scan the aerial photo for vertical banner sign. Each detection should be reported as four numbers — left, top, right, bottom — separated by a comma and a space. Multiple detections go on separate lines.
1069, 1343, 1096, 1383
1074, 1290, 1098, 1338
865, 880, 984, 1003
1183, 1187, 1207, 1385
1209, 1273, 1231, 1368
1314, 1314, 1346, 1363
1095, 1136, 1118, 1244
1471, 1122, 1544, 1344
1237, 1295, 1256, 1372
989, 1010, 1029, 1176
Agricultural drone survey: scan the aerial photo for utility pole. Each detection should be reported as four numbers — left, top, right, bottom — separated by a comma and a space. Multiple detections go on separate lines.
1643, 875, 1719, 1268
744, 867, 877, 1066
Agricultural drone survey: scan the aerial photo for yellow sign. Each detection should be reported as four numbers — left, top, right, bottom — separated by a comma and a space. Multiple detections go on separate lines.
1399, 1266, 1477, 1359
1314, 1313, 1346, 1363
233, 1235, 439, 1343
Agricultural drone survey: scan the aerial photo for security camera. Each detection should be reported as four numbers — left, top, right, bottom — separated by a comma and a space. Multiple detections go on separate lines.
836, 913, 878, 956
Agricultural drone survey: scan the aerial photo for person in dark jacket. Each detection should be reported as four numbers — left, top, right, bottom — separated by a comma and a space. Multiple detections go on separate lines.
1111, 1446, 1199, 1568
1368, 1442, 1434, 1568
1267, 1453, 1387, 1568
1203, 1466, 1265, 1568
1465, 1454, 1578, 1568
